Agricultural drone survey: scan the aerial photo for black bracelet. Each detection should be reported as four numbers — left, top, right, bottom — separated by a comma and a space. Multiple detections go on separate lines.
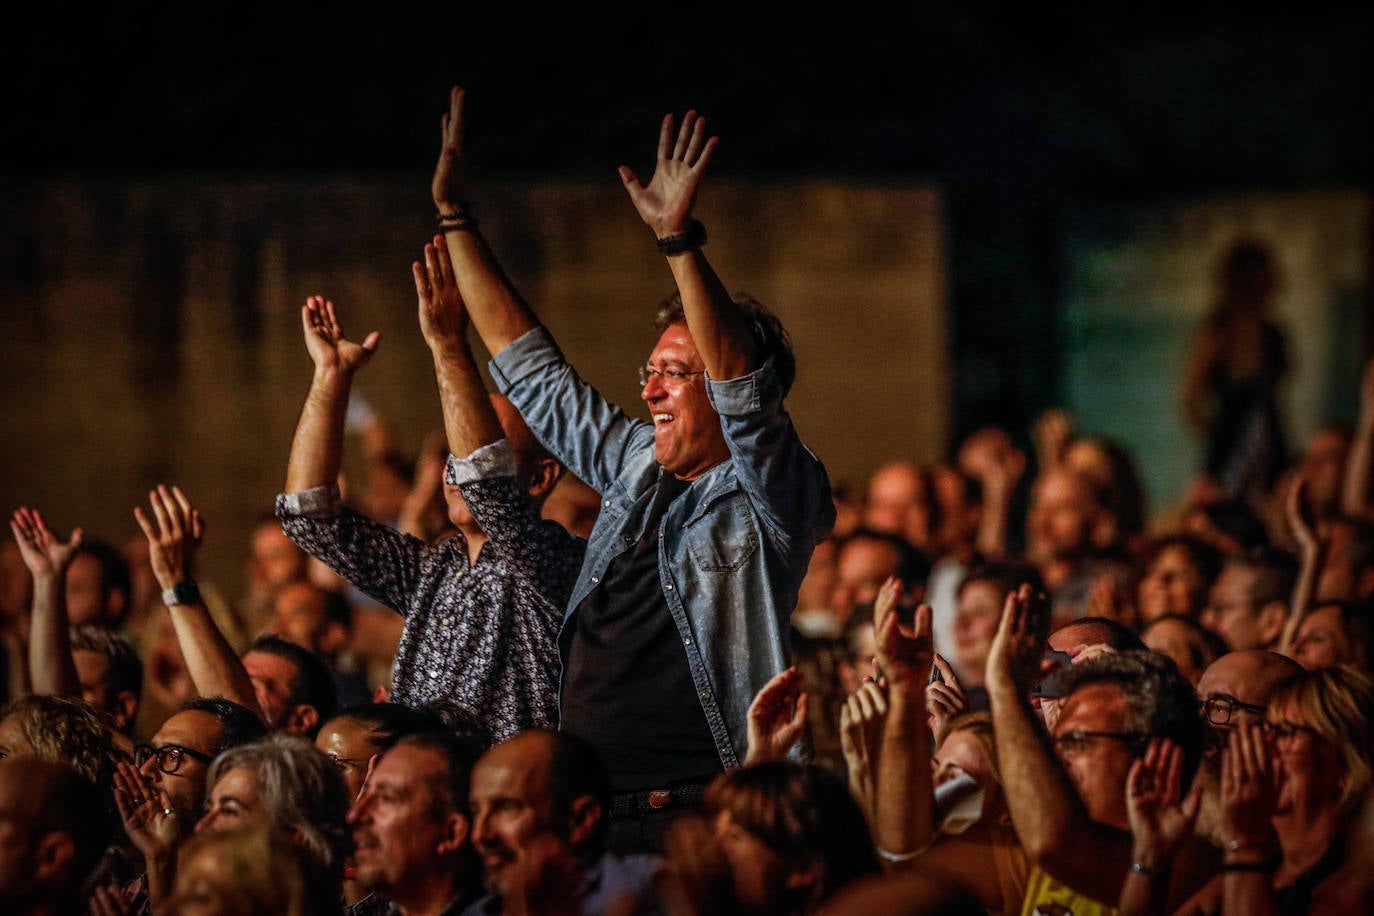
437, 205, 477, 233
656, 218, 707, 255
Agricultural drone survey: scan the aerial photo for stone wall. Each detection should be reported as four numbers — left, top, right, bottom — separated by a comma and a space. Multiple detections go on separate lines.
0, 178, 947, 595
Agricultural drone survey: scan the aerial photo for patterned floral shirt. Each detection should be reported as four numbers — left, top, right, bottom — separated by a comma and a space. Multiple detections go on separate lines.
276, 440, 585, 742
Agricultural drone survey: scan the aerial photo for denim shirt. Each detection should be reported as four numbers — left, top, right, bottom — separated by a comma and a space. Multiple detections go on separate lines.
490, 326, 835, 768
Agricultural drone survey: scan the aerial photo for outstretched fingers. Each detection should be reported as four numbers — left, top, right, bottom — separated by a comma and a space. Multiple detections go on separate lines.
147, 489, 172, 542
1162, 740, 1183, 805
617, 165, 643, 193
445, 86, 465, 153
433, 234, 457, 286
656, 113, 675, 161
412, 260, 431, 301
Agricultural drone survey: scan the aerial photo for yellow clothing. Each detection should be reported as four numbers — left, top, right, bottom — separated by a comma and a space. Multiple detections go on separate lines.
1020, 864, 1118, 916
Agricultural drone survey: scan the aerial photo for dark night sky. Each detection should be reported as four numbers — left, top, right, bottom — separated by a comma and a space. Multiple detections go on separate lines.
7, 6, 1371, 190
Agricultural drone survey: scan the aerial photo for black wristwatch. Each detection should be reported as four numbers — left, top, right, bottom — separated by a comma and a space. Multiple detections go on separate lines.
161, 579, 202, 607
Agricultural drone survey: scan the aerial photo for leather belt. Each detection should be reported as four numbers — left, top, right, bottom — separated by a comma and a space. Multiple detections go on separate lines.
609, 782, 709, 819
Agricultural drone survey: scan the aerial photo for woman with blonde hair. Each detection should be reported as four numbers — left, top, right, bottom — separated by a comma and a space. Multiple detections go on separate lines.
163, 826, 337, 916
1142, 666, 1374, 915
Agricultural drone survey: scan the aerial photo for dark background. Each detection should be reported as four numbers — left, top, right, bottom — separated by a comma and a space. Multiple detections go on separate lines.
7, 5, 1373, 445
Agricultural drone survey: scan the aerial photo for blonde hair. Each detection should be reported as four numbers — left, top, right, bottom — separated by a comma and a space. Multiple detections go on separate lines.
1, 695, 114, 784
168, 826, 334, 916
1270, 666, 1374, 819
935, 712, 1002, 787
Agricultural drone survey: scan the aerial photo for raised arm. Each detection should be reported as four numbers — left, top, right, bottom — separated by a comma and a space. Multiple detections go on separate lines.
1279, 477, 1324, 653
284, 296, 380, 494
1119, 739, 1203, 916
986, 585, 1133, 903
872, 577, 938, 856
135, 486, 262, 720
1341, 356, 1374, 523
416, 236, 504, 461
431, 86, 540, 357
10, 508, 81, 698
619, 111, 756, 381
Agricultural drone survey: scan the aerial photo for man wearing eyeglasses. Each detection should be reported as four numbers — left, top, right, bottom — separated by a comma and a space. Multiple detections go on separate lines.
431, 89, 834, 850
1195, 649, 1303, 736
135, 697, 266, 825
987, 590, 1218, 912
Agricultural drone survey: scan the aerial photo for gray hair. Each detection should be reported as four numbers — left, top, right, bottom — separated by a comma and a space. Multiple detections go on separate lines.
1053, 650, 1206, 785
207, 733, 351, 877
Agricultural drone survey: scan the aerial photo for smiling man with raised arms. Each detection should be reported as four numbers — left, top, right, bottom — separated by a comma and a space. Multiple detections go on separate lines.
429, 88, 834, 851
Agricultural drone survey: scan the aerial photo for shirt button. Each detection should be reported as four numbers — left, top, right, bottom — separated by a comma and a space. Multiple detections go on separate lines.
590, 576, 599, 584
429, 669, 439, 679
665, 583, 674, 591
683, 637, 691, 646
603, 499, 611, 507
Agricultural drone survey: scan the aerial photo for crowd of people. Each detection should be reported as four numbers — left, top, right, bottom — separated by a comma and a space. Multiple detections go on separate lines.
2, 86, 1372, 916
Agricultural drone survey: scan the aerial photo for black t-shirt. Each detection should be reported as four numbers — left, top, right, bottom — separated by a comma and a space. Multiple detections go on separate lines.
559, 472, 721, 792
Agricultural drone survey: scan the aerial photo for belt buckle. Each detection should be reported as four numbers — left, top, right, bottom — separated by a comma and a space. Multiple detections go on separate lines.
646, 789, 673, 810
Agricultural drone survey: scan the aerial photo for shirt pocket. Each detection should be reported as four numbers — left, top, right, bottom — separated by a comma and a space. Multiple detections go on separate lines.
684, 492, 759, 572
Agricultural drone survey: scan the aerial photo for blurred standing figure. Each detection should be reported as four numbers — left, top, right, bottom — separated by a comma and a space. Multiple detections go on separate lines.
1184, 241, 1289, 501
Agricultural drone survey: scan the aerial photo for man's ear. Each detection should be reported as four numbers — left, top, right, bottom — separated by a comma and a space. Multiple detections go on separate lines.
111, 689, 140, 734
565, 794, 603, 849
526, 458, 563, 501
1257, 600, 1289, 647
437, 812, 471, 856
32, 831, 75, 887
286, 704, 320, 737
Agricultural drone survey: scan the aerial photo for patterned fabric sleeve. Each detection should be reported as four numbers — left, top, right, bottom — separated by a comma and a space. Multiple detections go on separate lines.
458, 476, 586, 605
276, 488, 444, 616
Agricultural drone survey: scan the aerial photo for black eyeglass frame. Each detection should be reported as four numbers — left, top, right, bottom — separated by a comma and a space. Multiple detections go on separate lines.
133, 742, 215, 774
1199, 695, 1268, 727
1052, 729, 1153, 755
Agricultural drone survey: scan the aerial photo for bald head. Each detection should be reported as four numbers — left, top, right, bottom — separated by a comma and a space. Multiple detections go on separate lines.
1198, 650, 1304, 711
864, 462, 928, 539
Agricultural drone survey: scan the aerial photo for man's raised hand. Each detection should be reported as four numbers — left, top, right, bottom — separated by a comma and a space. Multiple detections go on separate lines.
873, 576, 934, 690
432, 86, 467, 214
133, 485, 204, 592
9, 507, 82, 579
619, 111, 718, 239
301, 296, 379, 374
414, 237, 470, 354
745, 667, 808, 765
986, 583, 1052, 693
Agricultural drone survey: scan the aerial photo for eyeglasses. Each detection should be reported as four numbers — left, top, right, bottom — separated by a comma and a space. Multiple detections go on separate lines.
134, 742, 215, 775
1200, 695, 1268, 727
1052, 729, 1151, 756
638, 365, 704, 388
325, 753, 372, 773
1268, 720, 1319, 740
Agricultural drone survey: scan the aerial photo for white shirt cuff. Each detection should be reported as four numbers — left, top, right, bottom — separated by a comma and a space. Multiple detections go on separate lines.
445, 439, 517, 486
